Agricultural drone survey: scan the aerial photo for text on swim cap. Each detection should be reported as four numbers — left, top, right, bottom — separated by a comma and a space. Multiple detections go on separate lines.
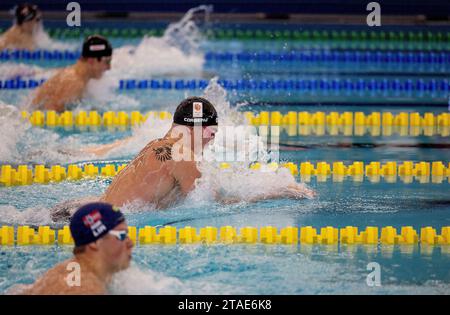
89, 44, 106, 51
184, 117, 209, 123
82, 210, 108, 237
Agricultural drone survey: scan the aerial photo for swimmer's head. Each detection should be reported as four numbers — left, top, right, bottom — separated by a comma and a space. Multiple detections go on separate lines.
173, 96, 218, 127
81, 35, 113, 78
70, 202, 133, 272
173, 96, 219, 146
15, 3, 41, 32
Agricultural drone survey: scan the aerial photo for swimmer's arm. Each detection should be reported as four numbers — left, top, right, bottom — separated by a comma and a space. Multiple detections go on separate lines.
32, 89, 65, 112
215, 183, 316, 204
31, 81, 66, 112
81, 138, 132, 157
172, 160, 201, 195
0, 29, 12, 50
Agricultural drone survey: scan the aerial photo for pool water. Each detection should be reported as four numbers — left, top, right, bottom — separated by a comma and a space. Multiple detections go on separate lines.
0, 13, 449, 294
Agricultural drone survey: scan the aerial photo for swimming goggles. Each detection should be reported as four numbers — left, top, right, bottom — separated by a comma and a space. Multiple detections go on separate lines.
108, 230, 128, 241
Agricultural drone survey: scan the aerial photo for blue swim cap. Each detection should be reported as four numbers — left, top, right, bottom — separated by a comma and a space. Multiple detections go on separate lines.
70, 202, 125, 247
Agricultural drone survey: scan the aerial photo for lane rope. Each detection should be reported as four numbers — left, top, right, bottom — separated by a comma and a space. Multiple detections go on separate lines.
1, 161, 449, 187
19, 110, 450, 128
1, 225, 449, 246
1, 78, 449, 95
1, 49, 449, 65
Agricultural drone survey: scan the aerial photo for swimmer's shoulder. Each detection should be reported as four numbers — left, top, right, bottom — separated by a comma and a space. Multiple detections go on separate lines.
137, 137, 178, 165
24, 259, 106, 295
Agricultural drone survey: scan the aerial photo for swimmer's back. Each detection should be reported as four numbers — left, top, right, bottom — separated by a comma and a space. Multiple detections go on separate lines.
0, 27, 34, 50
31, 66, 86, 112
101, 137, 181, 206
22, 259, 105, 295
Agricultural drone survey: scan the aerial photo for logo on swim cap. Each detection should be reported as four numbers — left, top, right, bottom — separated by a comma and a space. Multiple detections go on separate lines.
82, 210, 107, 237
82, 35, 113, 58
193, 102, 203, 118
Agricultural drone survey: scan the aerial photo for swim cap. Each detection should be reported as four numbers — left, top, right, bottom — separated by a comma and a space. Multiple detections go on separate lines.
82, 35, 113, 59
70, 202, 125, 247
173, 96, 218, 126
15, 3, 40, 25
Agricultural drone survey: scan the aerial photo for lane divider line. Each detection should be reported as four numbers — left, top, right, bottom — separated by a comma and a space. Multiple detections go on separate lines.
1, 161, 449, 187
1, 225, 449, 246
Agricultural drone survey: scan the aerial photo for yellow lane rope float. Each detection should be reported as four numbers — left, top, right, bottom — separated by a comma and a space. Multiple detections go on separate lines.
1, 161, 449, 187
21, 111, 450, 128
21, 110, 172, 127
1, 225, 449, 246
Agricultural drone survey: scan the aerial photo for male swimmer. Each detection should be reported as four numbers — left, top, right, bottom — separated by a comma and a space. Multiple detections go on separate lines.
50, 97, 315, 221
30, 35, 113, 112
20, 203, 133, 295
0, 3, 41, 50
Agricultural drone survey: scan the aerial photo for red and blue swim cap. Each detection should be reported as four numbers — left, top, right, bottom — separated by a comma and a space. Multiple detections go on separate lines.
70, 202, 125, 247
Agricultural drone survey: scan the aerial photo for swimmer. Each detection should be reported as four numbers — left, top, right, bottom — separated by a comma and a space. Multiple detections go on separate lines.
0, 3, 42, 50
20, 202, 133, 295
30, 35, 113, 112
50, 97, 315, 221
100, 96, 315, 206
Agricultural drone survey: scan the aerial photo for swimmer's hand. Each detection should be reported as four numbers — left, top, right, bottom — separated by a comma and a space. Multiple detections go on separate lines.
81, 138, 130, 157
284, 183, 317, 199
215, 183, 316, 205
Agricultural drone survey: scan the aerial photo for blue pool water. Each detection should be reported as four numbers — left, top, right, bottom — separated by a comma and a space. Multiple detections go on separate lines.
0, 15, 449, 294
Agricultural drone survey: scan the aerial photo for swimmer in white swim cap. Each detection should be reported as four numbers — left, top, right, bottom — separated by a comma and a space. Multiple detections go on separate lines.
0, 3, 42, 50
30, 35, 113, 112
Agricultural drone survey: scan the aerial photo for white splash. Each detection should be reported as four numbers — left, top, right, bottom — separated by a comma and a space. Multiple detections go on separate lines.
0, 205, 53, 226
188, 79, 311, 204
0, 63, 48, 80
33, 22, 77, 51
0, 102, 93, 165
84, 5, 211, 105
0, 102, 30, 162
103, 5, 210, 80
109, 265, 186, 294
109, 263, 236, 294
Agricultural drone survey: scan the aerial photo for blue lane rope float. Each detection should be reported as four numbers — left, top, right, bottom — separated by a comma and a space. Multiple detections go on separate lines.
0, 49, 80, 61
205, 51, 450, 64
0, 225, 449, 246
1, 49, 449, 65
1, 78, 449, 94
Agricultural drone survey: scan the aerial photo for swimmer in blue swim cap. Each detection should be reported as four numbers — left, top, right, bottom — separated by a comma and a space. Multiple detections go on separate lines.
31, 35, 113, 112
0, 3, 42, 50
23, 203, 133, 295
